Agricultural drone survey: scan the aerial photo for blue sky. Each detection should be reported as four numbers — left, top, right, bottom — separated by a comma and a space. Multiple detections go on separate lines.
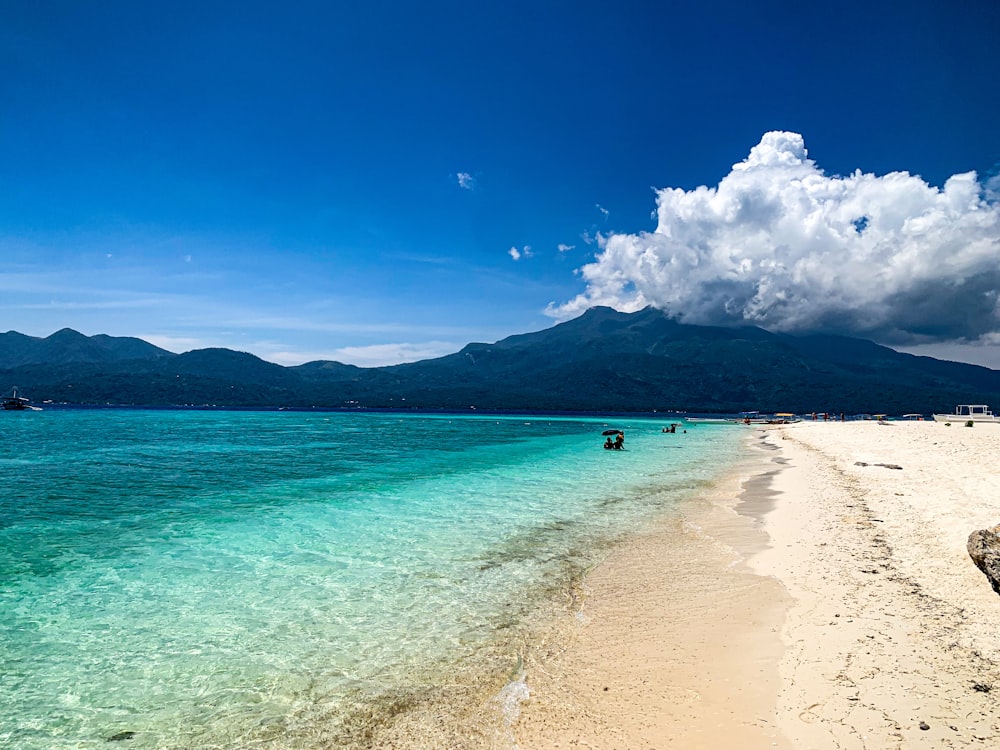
2, 0, 999, 366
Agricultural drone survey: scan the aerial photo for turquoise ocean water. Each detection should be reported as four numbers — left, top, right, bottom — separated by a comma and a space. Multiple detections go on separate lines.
0, 410, 744, 749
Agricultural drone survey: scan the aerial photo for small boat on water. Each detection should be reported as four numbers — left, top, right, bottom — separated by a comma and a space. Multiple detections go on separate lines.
733, 411, 764, 424
2, 387, 41, 411
686, 411, 797, 425
766, 413, 801, 424
932, 405, 1000, 423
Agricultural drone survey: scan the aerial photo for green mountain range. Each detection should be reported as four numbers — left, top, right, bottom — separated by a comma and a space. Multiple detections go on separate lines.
4, 307, 1000, 413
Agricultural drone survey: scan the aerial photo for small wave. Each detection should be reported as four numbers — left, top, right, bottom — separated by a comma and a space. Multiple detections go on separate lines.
489, 675, 530, 749
681, 519, 705, 536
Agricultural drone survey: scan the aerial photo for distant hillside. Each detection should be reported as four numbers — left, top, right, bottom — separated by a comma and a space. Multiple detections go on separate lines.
0, 329, 174, 368
3, 310, 1000, 413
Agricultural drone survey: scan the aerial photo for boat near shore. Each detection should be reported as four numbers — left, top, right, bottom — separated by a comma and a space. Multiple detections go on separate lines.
2, 387, 41, 411
932, 405, 1000, 423
685, 411, 800, 425
768, 413, 801, 424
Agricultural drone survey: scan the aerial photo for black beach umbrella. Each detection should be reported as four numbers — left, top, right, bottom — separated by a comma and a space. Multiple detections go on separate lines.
602, 429, 623, 436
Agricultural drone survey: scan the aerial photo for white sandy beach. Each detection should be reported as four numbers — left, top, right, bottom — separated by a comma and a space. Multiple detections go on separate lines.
514, 420, 1000, 748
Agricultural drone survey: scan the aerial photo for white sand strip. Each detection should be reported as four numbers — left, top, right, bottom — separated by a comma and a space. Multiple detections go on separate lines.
756, 421, 1000, 747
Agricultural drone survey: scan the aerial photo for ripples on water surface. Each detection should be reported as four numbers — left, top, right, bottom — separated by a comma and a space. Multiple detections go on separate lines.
0, 410, 744, 748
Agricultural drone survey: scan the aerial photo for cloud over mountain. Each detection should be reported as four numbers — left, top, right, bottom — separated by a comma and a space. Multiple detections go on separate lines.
552, 132, 1000, 345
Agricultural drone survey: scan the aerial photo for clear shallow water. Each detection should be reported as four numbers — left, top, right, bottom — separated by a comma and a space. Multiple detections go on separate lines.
0, 410, 744, 748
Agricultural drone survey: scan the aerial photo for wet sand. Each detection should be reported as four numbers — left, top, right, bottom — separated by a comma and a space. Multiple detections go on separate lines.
513, 438, 791, 748
514, 421, 1000, 748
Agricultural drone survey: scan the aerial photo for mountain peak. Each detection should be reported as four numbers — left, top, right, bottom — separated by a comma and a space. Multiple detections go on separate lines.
1, 310, 998, 412
47, 328, 88, 340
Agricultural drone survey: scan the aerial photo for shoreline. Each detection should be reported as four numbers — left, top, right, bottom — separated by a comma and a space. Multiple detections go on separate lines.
513, 431, 791, 748
514, 421, 1000, 747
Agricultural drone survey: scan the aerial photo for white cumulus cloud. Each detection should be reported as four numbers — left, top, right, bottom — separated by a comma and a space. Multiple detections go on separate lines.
558, 243, 575, 253
551, 131, 1000, 345
457, 172, 475, 190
